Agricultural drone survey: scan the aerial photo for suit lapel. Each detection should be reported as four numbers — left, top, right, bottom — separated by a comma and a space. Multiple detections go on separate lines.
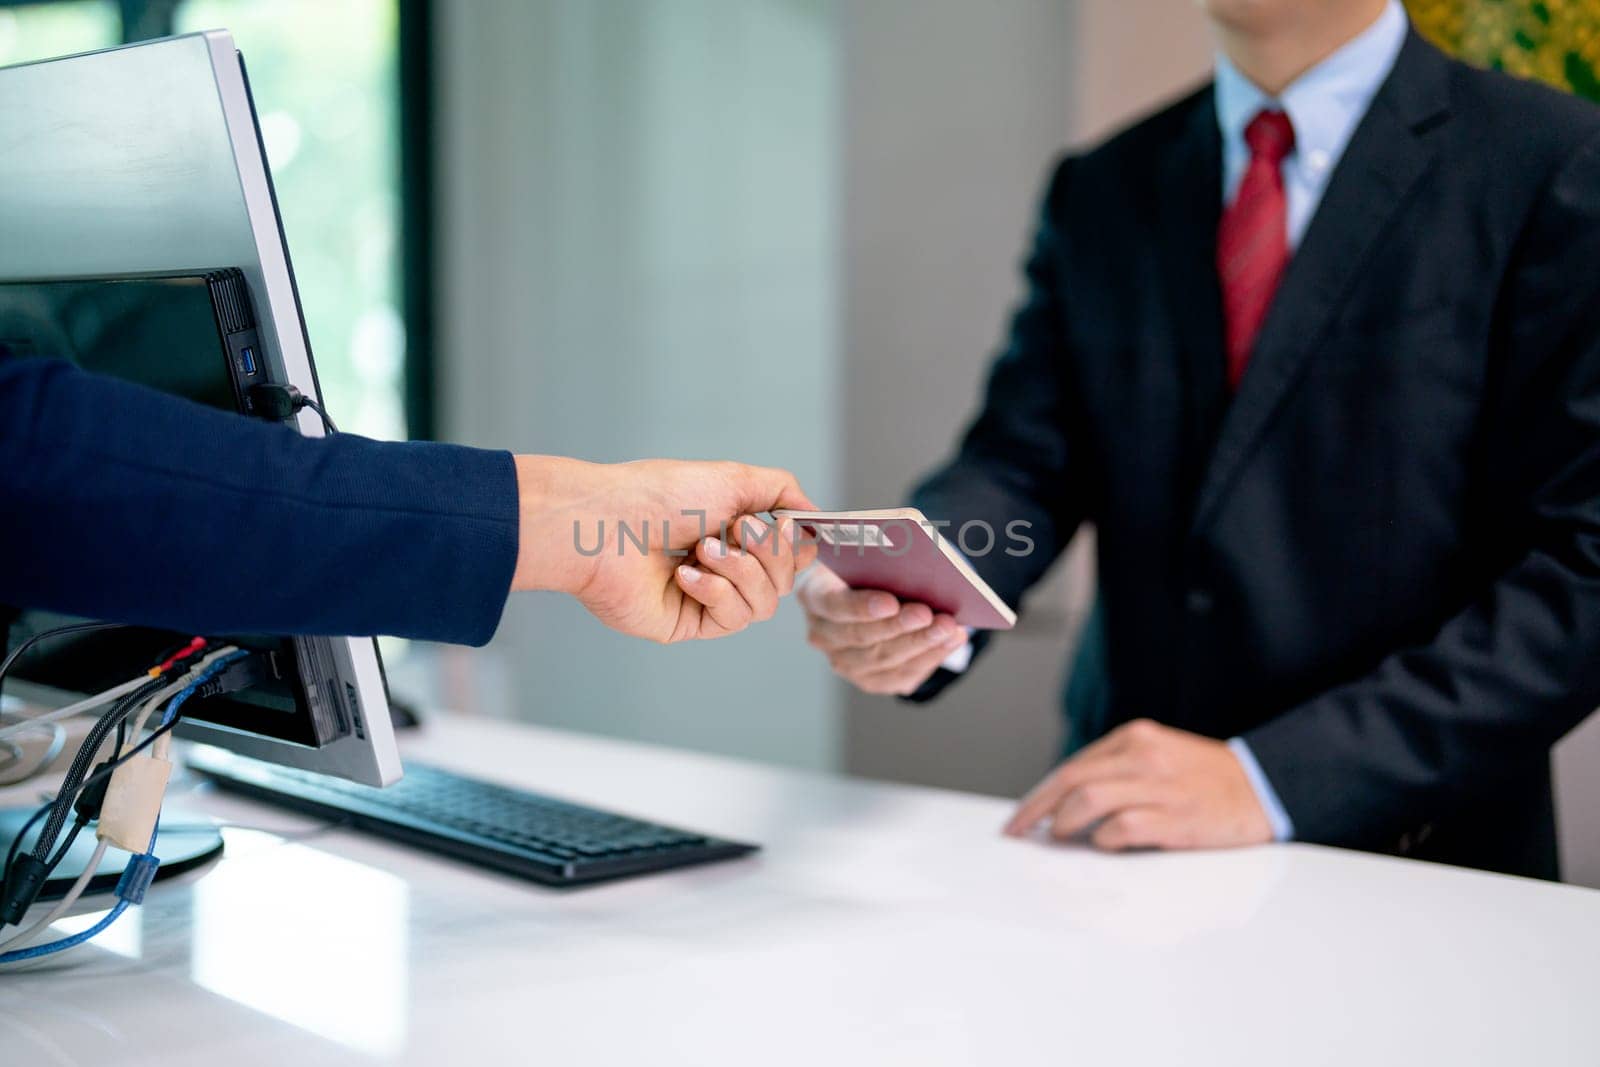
1189, 31, 1453, 534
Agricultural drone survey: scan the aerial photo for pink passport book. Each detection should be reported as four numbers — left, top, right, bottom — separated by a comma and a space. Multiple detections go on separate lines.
774, 508, 1017, 630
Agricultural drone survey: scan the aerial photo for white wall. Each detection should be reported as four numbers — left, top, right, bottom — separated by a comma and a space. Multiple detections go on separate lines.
434, 0, 841, 770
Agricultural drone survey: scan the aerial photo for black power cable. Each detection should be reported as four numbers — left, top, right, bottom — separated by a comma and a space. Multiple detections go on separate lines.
0, 621, 126, 705
30, 675, 171, 861
246, 383, 339, 434
0, 800, 51, 911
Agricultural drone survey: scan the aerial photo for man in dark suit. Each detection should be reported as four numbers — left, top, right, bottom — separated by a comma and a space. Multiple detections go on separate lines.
799, 0, 1600, 879
1, 357, 816, 650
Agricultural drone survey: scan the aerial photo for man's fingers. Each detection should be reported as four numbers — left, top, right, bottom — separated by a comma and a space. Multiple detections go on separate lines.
1048, 779, 1169, 841
828, 615, 963, 674
1004, 751, 1140, 836
804, 582, 902, 624
693, 537, 779, 621
675, 564, 753, 636
852, 633, 968, 696
1090, 808, 1174, 852
807, 602, 934, 651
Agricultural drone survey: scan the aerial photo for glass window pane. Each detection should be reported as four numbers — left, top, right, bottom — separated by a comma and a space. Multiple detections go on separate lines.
0, 1, 119, 67
176, 0, 404, 439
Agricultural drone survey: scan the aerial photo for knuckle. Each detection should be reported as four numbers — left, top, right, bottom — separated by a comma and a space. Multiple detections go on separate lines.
1124, 718, 1159, 744
848, 592, 878, 617
1144, 749, 1172, 778
1095, 817, 1131, 850
818, 595, 850, 621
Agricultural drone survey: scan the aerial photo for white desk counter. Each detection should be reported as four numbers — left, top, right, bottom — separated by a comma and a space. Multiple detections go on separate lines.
2, 715, 1596, 1066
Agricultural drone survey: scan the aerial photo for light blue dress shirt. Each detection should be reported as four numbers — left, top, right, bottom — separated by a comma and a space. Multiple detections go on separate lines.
1220, 0, 1408, 841
1214, 0, 1409, 251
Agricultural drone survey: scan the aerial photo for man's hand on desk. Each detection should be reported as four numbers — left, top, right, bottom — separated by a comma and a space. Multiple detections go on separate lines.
797, 566, 969, 695
510, 456, 818, 643
1003, 718, 1273, 851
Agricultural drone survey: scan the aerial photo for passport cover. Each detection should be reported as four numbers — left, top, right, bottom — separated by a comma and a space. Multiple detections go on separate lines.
775, 508, 1017, 630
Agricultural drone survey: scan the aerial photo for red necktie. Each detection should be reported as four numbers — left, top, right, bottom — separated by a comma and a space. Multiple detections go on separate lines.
1217, 109, 1295, 391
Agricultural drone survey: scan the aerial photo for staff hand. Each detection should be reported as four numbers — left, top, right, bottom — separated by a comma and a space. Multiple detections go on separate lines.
797, 565, 968, 695
1004, 718, 1273, 850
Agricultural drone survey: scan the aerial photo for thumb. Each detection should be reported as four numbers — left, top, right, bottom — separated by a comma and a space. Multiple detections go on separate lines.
733, 463, 816, 514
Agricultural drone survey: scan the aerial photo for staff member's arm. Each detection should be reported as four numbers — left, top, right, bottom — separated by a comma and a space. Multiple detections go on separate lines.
1008, 132, 1600, 852
0, 356, 813, 646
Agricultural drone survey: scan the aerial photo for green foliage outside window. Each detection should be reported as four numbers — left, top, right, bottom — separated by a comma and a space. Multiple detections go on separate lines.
1409, 0, 1600, 99
1, 0, 405, 441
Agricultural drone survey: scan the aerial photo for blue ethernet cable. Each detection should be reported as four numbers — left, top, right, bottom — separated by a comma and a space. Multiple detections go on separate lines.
0, 650, 246, 965
0, 828, 159, 965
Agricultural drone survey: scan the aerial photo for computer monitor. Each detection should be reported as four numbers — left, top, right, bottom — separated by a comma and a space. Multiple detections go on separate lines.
0, 32, 400, 786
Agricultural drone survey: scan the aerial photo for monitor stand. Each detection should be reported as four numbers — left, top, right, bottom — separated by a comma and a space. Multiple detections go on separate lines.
0, 805, 223, 903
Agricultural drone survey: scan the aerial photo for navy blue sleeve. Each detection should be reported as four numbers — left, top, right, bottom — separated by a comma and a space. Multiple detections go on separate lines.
0, 356, 519, 646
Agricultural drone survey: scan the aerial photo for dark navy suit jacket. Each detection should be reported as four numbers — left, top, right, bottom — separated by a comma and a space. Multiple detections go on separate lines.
910, 32, 1600, 878
0, 356, 518, 646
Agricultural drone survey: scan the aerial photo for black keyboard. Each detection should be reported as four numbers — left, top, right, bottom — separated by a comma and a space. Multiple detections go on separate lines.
188, 753, 757, 887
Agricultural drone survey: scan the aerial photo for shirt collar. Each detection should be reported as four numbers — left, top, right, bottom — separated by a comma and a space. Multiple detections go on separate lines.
1214, 0, 1408, 171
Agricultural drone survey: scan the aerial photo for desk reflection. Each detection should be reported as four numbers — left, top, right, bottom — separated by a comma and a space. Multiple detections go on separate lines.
188, 838, 410, 1058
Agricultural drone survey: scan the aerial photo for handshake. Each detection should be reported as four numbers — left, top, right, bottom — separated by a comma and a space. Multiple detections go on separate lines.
518, 455, 965, 698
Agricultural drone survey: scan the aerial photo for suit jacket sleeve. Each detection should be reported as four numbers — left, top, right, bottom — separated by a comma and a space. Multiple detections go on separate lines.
0, 356, 519, 646
1244, 131, 1600, 848
906, 156, 1089, 700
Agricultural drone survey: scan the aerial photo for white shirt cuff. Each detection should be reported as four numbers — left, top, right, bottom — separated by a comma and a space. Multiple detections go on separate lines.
940, 630, 976, 673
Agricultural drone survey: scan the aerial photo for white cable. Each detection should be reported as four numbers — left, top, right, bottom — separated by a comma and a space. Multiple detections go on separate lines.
120, 687, 175, 756
0, 675, 149, 742
0, 839, 110, 952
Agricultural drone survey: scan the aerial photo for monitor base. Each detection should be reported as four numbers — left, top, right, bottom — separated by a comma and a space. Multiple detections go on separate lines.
0, 805, 223, 903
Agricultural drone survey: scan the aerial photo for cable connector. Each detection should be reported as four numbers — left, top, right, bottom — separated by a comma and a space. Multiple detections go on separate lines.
245, 382, 303, 420
192, 651, 270, 701
0, 855, 48, 927
73, 759, 116, 822
114, 852, 161, 906
246, 384, 338, 434
96, 754, 173, 853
